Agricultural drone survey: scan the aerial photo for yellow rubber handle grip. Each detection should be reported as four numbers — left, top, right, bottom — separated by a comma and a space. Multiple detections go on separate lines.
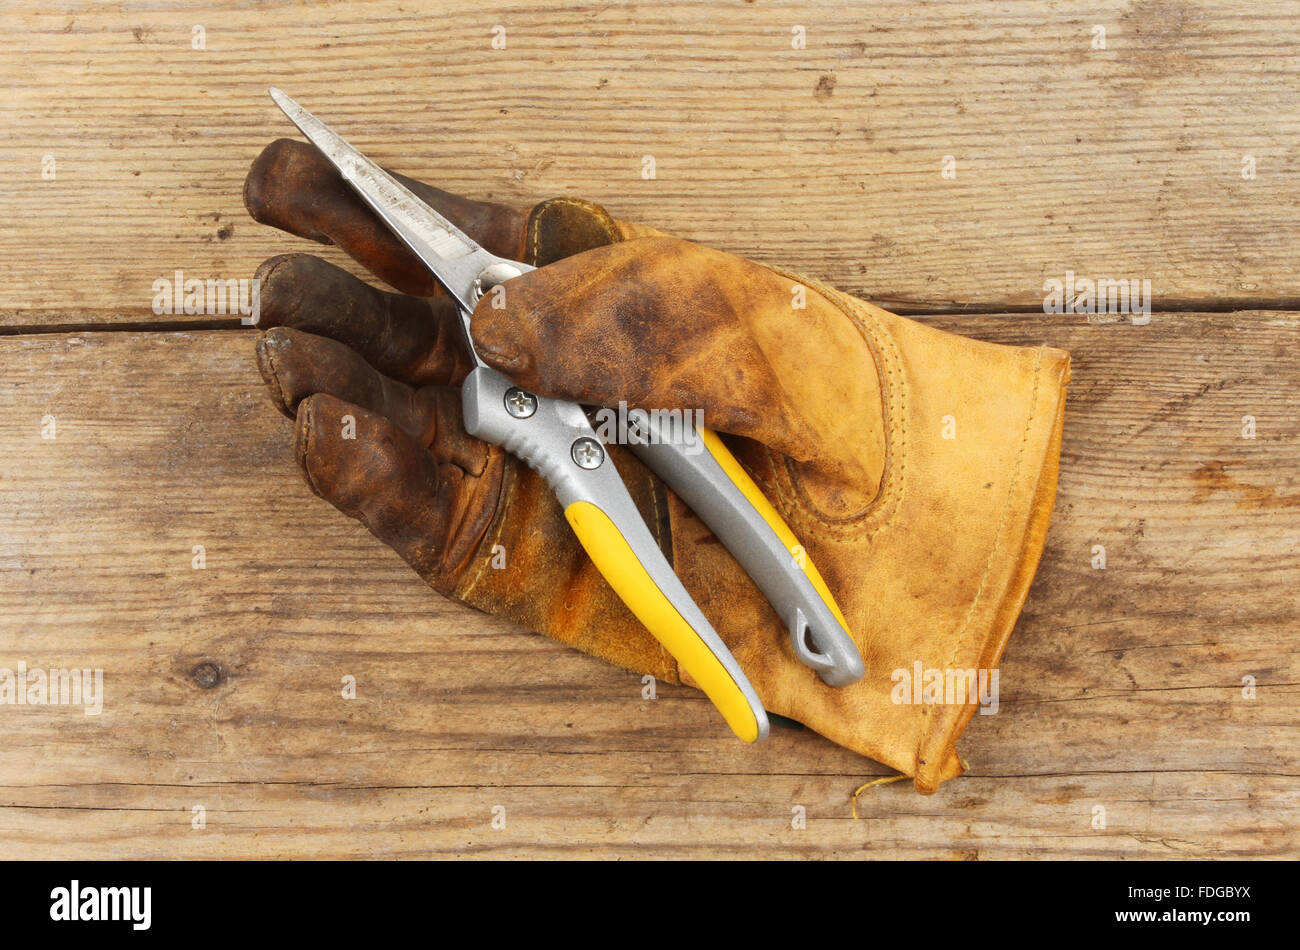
563, 500, 762, 742
697, 427, 851, 631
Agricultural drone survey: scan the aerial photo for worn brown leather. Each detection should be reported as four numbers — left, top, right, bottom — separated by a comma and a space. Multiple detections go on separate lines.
245, 139, 1070, 792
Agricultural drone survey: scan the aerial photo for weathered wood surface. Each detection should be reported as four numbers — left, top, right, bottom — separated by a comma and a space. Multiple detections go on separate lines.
5, 0, 1300, 329
2, 0, 1296, 860
0, 317, 1294, 859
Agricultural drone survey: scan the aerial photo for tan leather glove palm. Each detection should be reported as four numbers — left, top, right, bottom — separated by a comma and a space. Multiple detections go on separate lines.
246, 140, 1070, 793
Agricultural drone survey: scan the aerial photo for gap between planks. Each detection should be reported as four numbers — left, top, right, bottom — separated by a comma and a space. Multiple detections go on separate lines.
6, 296, 1300, 336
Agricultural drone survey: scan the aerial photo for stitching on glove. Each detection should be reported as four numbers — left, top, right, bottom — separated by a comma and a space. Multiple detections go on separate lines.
526, 197, 622, 264
943, 343, 1045, 663
525, 201, 546, 264
808, 289, 907, 537
295, 395, 322, 497
916, 343, 1047, 770
258, 334, 291, 413
758, 267, 907, 542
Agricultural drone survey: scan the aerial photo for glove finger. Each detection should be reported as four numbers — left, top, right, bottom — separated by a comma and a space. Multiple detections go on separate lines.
244, 138, 527, 296
255, 252, 473, 387
257, 326, 487, 474
469, 236, 885, 489
294, 393, 497, 593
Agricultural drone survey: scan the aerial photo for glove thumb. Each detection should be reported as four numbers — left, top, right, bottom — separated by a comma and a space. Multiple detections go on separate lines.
469, 236, 887, 513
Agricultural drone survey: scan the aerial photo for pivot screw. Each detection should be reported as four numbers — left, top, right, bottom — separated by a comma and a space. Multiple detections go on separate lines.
571, 437, 605, 470
504, 387, 537, 418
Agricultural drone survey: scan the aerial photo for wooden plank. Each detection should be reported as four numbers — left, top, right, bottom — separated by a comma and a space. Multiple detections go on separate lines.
5, 1, 1300, 329
0, 316, 1294, 858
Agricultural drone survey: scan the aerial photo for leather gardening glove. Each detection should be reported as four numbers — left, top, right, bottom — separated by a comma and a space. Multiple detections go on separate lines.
244, 139, 1071, 793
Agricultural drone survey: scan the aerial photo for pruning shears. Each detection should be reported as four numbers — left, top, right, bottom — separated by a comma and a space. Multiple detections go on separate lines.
269, 89, 864, 742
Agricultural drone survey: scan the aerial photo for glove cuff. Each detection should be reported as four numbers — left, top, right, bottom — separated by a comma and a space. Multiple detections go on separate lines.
762, 277, 1071, 793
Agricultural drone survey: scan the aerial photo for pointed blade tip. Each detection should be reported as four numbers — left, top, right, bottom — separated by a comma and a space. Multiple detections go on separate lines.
267, 87, 300, 116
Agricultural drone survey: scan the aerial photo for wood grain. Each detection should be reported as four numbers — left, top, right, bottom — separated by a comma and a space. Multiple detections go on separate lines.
5, 0, 1300, 329
0, 317, 1294, 858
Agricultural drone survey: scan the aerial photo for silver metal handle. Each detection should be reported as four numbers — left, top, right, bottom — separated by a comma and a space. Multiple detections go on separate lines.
626, 411, 864, 687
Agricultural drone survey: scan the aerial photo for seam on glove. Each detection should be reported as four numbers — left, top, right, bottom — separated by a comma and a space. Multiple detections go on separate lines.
257, 333, 292, 414
526, 197, 622, 264
295, 395, 322, 497
915, 343, 1048, 772
943, 343, 1047, 661
757, 267, 907, 543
